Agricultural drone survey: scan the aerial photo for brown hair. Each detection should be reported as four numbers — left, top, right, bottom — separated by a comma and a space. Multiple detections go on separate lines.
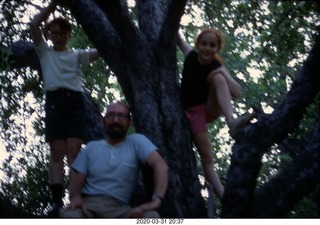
195, 28, 225, 64
45, 17, 72, 32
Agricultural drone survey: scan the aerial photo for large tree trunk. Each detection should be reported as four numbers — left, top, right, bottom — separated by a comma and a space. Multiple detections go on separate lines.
59, 0, 207, 218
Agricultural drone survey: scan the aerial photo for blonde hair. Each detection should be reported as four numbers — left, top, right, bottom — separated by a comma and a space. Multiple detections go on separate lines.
195, 28, 225, 64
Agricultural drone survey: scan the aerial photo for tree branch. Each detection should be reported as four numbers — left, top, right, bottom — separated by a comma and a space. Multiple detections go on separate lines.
93, 0, 140, 46
136, 0, 165, 43
60, 0, 124, 71
159, 0, 188, 50
252, 115, 320, 217
221, 32, 320, 218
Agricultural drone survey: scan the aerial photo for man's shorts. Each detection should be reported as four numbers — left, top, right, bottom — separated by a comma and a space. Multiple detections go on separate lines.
185, 104, 215, 135
45, 88, 86, 142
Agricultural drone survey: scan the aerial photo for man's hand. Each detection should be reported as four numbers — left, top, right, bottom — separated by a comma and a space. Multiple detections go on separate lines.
63, 195, 88, 215
129, 198, 161, 218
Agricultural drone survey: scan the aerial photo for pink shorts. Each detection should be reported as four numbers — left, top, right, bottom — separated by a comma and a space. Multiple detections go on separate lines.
185, 104, 215, 135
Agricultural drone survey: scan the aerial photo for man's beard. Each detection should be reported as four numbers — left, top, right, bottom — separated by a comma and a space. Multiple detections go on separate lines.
105, 124, 127, 139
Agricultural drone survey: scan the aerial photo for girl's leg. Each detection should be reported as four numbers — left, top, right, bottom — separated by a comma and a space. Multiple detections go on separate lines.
193, 131, 224, 200
207, 72, 256, 137
209, 66, 242, 98
207, 72, 235, 126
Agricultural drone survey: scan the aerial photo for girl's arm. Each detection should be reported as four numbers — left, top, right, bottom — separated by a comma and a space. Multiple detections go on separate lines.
177, 32, 193, 56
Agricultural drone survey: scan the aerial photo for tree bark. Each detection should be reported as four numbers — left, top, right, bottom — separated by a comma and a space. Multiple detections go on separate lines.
59, 0, 207, 218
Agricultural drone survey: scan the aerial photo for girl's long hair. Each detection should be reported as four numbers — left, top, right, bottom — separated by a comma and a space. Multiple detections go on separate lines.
195, 28, 225, 65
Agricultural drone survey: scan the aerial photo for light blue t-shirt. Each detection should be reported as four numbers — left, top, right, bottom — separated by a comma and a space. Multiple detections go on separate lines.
72, 133, 157, 205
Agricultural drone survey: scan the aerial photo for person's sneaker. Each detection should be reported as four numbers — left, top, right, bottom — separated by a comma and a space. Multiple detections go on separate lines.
229, 112, 257, 137
47, 203, 63, 218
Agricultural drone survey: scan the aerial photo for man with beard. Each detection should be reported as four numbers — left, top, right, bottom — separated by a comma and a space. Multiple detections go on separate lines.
59, 101, 169, 218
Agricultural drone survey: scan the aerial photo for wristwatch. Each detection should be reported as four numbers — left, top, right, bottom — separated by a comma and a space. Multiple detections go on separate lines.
152, 193, 164, 202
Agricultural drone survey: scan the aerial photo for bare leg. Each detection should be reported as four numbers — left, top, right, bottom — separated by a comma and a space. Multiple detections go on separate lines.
207, 72, 256, 137
49, 140, 66, 185
193, 131, 224, 200
209, 67, 242, 98
207, 72, 235, 126
66, 137, 82, 166
65, 137, 82, 179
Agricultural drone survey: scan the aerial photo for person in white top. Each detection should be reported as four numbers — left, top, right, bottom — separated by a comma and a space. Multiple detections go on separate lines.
30, 0, 100, 217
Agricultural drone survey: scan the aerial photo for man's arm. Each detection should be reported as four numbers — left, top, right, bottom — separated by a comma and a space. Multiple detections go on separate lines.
130, 150, 169, 217
147, 151, 169, 201
30, 0, 57, 46
66, 169, 87, 211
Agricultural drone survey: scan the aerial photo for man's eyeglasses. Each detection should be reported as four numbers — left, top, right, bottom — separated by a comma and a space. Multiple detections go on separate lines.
105, 112, 129, 121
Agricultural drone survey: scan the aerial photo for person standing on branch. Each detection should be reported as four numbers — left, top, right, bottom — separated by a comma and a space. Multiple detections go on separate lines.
177, 28, 255, 200
30, 0, 100, 217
